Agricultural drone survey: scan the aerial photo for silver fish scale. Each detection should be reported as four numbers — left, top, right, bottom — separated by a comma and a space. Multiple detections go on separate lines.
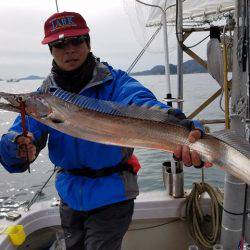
212, 130, 250, 159
52, 89, 181, 124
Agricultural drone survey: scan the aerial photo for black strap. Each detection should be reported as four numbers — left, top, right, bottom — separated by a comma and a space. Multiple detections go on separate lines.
59, 162, 135, 178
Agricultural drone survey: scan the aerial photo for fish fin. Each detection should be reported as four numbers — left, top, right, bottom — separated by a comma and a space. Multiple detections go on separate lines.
52, 89, 181, 124
211, 130, 250, 158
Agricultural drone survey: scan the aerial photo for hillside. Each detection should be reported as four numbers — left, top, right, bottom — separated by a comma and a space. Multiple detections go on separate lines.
18, 75, 45, 81
130, 59, 207, 75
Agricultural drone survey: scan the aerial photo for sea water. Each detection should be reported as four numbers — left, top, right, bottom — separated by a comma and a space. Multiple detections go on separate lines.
0, 73, 225, 204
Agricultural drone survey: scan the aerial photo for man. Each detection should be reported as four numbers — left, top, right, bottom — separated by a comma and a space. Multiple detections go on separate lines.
0, 12, 210, 250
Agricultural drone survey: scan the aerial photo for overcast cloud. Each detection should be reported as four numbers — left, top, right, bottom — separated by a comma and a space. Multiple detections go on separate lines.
0, 0, 206, 79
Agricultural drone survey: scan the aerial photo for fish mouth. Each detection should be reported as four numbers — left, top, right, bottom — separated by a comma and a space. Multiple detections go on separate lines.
0, 92, 20, 106
0, 102, 20, 113
0, 92, 52, 118
0, 101, 50, 117
0, 93, 20, 112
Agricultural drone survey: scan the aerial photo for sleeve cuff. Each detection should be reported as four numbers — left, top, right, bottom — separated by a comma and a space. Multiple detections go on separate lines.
0, 132, 27, 172
192, 120, 205, 136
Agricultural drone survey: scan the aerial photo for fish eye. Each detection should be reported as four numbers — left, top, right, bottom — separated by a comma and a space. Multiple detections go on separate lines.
16, 96, 23, 102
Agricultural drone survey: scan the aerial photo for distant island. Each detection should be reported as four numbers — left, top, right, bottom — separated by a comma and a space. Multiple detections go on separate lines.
0, 75, 45, 82
130, 59, 207, 76
2, 60, 206, 81
6, 78, 20, 82
18, 75, 45, 81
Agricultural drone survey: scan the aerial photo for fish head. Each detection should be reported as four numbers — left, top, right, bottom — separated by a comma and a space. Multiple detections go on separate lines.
0, 92, 53, 118
0, 92, 21, 112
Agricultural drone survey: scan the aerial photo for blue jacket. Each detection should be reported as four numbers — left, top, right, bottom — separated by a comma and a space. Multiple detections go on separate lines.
0, 61, 203, 211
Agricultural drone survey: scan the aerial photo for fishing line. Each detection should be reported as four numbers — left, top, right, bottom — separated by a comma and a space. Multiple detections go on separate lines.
175, 0, 208, 50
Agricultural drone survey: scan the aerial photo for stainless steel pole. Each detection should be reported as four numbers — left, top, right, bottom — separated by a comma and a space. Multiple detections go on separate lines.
162, 11, 172, 103
220, 1, 248, 248
244, 0, 250, 243
177, 0, 183, 111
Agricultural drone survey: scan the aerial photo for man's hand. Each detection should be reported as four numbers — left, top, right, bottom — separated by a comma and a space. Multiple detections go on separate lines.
16, 133, 36, 162
173, 130, 213, 168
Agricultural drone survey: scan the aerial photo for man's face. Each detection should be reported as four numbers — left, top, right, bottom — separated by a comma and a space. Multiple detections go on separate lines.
50, 36, 90, 71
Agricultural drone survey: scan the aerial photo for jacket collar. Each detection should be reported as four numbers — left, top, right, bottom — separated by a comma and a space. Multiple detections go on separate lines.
42, 60, 113, 93
79, 60, 113, 93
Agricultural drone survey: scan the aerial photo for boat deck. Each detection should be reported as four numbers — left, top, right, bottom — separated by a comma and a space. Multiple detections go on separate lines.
0, 191, 211, 250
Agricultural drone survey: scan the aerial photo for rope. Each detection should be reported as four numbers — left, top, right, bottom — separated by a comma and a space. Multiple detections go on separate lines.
185, 171, 223, 249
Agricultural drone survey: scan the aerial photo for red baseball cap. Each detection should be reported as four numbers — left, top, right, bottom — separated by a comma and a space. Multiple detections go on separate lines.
42, 11, 90, 44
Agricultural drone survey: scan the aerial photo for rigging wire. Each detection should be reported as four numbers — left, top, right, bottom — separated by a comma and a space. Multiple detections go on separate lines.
175, 0, 233, 50
175, 0, 210, 50
25, 167, 57, 211
185, 35, 210, 49
135, 0, 177, 12
127, 25, 162, 74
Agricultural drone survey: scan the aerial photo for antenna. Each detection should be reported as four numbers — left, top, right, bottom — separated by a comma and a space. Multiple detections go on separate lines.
55, 0, 59, 12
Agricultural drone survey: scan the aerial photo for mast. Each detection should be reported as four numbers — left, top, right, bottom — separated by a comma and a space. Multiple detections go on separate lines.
245, 0, 250, 244
177, 0, 183, 111
220, 0, 250, 248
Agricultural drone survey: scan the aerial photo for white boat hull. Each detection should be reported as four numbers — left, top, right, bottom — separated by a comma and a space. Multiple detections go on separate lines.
0, 191, 210, 250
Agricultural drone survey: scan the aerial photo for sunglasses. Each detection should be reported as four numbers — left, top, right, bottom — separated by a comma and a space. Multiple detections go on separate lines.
50, 36, 86, 49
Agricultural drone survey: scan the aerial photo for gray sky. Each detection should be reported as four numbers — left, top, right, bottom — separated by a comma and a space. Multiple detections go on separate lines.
0, 0, 206, 78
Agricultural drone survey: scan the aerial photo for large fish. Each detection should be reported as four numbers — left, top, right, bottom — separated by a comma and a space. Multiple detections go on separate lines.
0, 89, 250, 183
